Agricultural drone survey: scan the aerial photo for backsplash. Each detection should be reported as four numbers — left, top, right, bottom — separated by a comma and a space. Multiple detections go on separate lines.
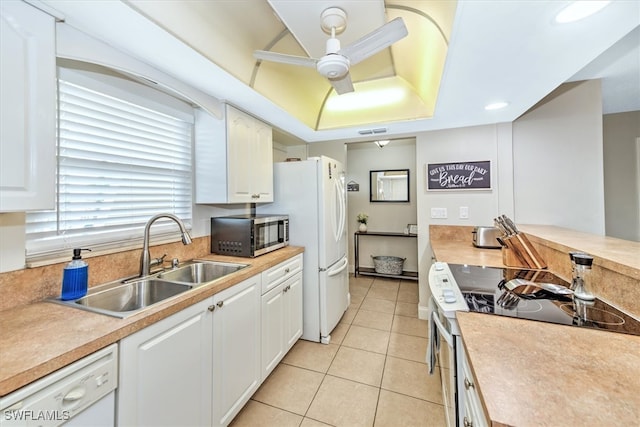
0, 237, 210, 312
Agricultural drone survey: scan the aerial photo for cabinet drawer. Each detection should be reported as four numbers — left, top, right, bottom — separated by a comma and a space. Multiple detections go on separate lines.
261, 254, 302, 294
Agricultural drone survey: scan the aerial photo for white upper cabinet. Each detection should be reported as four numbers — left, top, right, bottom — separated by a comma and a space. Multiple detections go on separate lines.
195, 104, 273, 204
0, 1, 56, 212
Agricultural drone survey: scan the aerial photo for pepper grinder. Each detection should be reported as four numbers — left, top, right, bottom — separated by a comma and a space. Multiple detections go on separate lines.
568, 251, 587, 291
572, 253, 595, 301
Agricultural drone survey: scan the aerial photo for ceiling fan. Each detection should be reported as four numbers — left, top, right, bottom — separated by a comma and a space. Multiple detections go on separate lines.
253, 7, 408, 95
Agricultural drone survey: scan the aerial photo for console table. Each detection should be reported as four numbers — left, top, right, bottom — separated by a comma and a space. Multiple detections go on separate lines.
354, 231, 418, 280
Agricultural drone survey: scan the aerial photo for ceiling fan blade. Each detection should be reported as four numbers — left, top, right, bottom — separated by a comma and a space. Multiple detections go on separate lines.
329, 73, 354, 95
339, 17, 408, 66
253, 50, 318, 68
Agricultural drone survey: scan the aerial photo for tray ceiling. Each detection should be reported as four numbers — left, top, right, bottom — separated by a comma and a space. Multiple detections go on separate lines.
126, 0, 457, 130
44, 0, 639, 143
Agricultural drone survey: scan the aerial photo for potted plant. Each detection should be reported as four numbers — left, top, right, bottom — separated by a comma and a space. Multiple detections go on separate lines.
357, 213, 368, 232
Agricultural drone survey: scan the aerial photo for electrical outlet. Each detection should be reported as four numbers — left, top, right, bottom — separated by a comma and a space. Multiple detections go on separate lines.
459, 206, 469, 219
431, 207, 448, 219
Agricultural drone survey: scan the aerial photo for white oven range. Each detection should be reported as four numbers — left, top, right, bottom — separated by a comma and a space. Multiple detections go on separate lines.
427, 262, 470, 427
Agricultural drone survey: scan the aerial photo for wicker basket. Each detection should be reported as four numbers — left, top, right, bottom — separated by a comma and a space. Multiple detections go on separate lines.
371, 256, 406, 275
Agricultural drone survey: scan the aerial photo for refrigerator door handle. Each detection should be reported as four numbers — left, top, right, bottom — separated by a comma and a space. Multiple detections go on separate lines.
334, 179, 346, 242
327, 257, 348, 277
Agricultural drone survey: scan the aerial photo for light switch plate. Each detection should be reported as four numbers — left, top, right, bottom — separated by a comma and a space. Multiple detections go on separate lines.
431, 207, 448, 219
459, 206, 469, 219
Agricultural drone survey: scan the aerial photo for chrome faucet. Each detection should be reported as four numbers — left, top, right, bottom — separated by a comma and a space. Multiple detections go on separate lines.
140, 213, 192, 277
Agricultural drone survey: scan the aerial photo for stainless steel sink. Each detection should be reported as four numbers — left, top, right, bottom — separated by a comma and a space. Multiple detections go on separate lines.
157, 261, 248, 284
71, 279, 192, 318
52, 260, 248, 318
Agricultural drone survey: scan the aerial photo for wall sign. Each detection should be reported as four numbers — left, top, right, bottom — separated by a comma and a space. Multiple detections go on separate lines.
426, 160, 491, 190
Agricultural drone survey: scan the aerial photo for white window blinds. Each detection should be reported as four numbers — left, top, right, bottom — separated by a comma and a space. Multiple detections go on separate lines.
26, 68, 193, 261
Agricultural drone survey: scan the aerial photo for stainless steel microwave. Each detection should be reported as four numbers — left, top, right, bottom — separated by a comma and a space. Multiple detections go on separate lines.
210, 214, 289, 257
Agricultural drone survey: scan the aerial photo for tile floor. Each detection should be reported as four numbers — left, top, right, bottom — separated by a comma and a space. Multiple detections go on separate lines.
230, 275, 446, 427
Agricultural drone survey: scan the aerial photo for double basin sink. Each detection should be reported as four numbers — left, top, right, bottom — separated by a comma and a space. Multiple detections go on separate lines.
55, 260, 248, 318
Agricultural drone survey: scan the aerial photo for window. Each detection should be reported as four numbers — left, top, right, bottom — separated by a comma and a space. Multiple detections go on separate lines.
26, 64, 194, 262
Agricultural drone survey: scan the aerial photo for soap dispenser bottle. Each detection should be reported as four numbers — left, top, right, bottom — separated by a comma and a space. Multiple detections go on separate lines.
61, 248, 91, 300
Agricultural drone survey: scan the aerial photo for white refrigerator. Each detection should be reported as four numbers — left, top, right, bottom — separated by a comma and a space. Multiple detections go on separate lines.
259, 156, 349, 343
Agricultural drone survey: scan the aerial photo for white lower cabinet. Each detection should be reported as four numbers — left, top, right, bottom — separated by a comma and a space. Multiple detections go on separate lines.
460, 344, 489, 427
261, 282, 285, 378
212, 276, 261, 427
260, 255, 303, 380
261, 271, 303, 380
283, 272, 303, 351
117, 255, 302, 427
117, 297, 214, 427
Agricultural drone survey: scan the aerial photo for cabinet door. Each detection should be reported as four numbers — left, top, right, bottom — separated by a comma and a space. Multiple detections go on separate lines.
118, 298, 214, 427
226, 106, 254, 203
251, 120, 273, 202
460, 343, 489, 427
261, 283, 285, 381
284, 272, 303, 351
212, 275, 261, 426
0, 1, 56, 211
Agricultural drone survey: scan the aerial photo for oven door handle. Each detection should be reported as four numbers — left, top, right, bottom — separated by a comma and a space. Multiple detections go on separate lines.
432, 311, 454, 347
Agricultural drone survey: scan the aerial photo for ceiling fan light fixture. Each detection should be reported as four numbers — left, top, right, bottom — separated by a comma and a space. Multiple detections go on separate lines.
555, 1, 611, 23
374, 140, 390, 148
317, 55, 349, 78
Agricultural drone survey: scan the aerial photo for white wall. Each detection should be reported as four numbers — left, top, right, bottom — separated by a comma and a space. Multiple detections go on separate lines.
512, 80, 605, 235
308, 141, 347, 165
346, 140, 418, 273
415, 123, 514, 317
603, 111, 640, 241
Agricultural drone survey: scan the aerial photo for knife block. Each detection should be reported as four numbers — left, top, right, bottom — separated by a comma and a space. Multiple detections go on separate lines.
501, 233, 547, 269
502, 246, 529, 268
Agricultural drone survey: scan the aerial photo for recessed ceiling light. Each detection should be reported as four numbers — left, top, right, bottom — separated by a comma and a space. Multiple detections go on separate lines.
555, 1, 611, 24
325, 87, 405, 112
484, 101, 509, 111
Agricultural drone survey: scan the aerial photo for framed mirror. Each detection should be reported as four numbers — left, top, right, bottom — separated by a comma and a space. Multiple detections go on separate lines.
370, 169, 410, 202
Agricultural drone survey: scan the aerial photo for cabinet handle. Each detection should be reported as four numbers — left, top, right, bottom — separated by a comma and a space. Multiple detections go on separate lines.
217, 301, 224, 308
464, 377, 474, 390
284, 268, 290, 274
463, 417, 473, 427
284, 285, 290, 292
251, 194, 260, 199
208, 305, 215, 312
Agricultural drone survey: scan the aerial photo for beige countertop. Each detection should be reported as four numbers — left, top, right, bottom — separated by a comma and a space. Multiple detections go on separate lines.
0, 246, 304, 397
430, 239, 505, 268
457, 312, 640, 427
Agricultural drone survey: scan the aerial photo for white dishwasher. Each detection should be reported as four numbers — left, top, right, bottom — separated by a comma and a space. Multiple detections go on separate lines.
1, 343, 118, 427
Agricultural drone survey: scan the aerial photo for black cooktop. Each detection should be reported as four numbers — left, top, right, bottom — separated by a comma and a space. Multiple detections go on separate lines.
448, 264, 640, 336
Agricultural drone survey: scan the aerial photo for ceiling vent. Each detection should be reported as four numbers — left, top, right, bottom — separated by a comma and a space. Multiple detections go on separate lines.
358, 127, 387, 135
